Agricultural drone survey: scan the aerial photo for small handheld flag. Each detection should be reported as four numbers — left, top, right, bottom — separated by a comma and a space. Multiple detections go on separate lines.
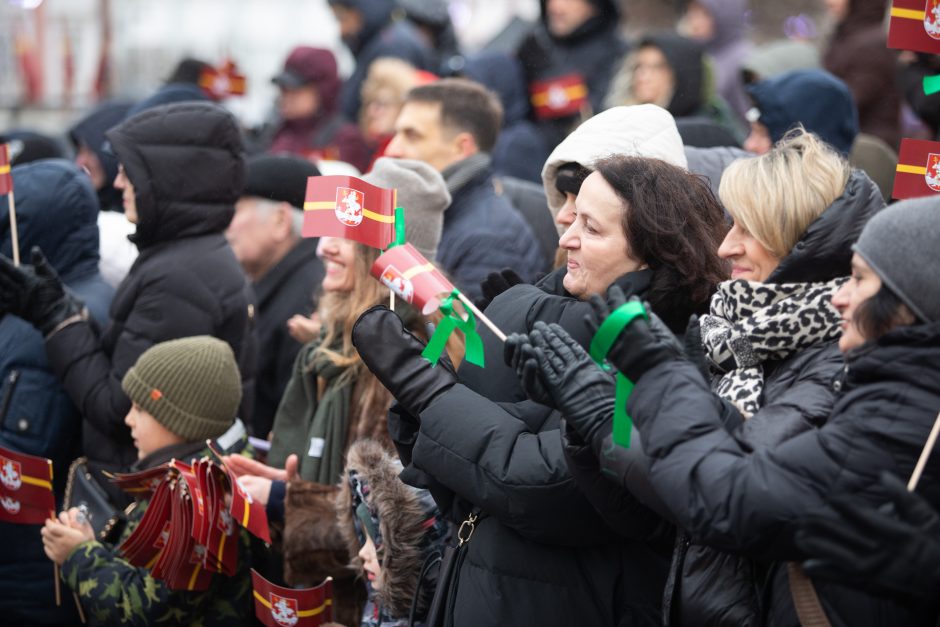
529, 73, 589, 120
889, 0, 940, 54
893, 138, 940, 199
0, 143, 12, 195
252, 569, 333, 627
371, 243, 455, 315
587, 301, 650, 449
303, 175, 397, 249
0, 445, 55, 525
199, 59, 247, 99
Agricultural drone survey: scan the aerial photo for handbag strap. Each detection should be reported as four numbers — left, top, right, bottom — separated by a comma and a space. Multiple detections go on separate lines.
408, 549, 444, 627
787, 562, 832, 627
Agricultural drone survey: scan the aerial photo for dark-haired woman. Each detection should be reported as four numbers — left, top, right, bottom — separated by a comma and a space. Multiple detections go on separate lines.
351, 154, 728, 626
520, 195, 939, 624
557, 129, 884, 626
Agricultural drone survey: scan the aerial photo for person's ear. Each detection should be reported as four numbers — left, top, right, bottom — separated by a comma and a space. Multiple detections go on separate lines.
273, 203, 294, 242
454, 131, 479, 159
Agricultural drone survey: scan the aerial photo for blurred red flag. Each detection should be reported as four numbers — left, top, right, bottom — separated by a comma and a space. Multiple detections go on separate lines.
893, 138, 940, 199
303, 175, 398, 249
199, 59, 247, 100
889, 0, 940, 54
530, 73, 588, 120
251, 569, 333, 627
0, 144, 13, 195
371, 243, 455, 315
0, 446, 54, 525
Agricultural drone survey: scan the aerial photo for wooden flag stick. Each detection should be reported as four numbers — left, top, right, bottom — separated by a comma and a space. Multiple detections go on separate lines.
389, 290, 395, 311
73, 590, 86, 623
7, 190, 19, 266
456, 291, 506, 342
908, 409, 940, 491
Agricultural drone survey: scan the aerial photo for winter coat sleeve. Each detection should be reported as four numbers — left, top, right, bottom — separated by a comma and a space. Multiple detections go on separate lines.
63, 541, 176, 626
45, 266, 222, 441
412, 386, 617, 546
628, 359, 916, 561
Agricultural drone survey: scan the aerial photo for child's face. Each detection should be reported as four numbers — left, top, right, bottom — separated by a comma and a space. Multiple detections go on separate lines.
124, 402, 184, 459
358, 533, 382, 590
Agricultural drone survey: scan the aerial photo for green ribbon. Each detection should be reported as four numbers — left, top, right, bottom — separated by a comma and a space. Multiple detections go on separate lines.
388, 206, 406, 249
421, 290, 485, 368
925, 74, 940, 96
588, 301, 648, 448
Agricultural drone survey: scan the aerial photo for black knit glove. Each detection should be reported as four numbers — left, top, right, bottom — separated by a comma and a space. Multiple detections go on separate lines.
796, 471, 940, 599
586, 286, 682, 383
0, 246, 83, 337
475, 268, 525, 310
351, 305, 456, 418
516, 321, 615, 450
503, 332, 554, 407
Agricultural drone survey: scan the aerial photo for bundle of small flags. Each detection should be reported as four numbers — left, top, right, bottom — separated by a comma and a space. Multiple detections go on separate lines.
108, 448, 269, 591
0, 445, 55, 525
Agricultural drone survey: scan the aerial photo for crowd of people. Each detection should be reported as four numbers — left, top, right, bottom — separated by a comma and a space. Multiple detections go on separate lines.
1, 0, 939, 625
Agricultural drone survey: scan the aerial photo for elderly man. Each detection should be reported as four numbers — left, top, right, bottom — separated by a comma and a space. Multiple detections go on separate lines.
226, 154, 324, 438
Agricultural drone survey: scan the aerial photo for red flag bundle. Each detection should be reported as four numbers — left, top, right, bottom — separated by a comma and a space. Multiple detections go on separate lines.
251, 569, 333, 627
529, 73, 589, 120
371, 243, 455, 315
893, 138, 940, 199
303, 175, 398, 249
199, 59, 247, 100
0, 446, 54, 525
0, 143, 12, 195
208, 443, 271, 544
889, 0, 940, 54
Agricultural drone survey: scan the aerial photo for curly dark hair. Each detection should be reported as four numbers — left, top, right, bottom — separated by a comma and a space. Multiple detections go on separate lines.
593, 155, 729, 331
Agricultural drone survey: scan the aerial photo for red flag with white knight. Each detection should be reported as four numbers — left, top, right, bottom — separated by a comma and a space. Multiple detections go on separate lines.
893, 138, 940, 199
0, 446, 54, 525
889, 0, 940, 54
303, 175, 397, 249
529, 73, 589, 120
371, 243, 455, 315
0, 143, 12, 195
252, 569, 334, 627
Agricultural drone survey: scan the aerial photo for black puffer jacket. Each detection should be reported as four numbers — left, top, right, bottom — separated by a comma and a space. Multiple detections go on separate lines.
392, 269, 671, 626
45, 102, 257, 503
630, 317, 940, 627
563, 169, 885, 626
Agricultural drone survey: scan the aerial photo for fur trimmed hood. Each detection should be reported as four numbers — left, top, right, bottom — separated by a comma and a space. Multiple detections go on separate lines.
337, 439, 447, 620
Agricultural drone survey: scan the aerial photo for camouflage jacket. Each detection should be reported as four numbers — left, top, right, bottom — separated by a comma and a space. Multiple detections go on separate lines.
61, 441, 254, 626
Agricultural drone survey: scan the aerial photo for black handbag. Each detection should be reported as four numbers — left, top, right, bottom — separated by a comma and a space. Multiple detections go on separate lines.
63, 457, 123, 543
415, 509, 480, 627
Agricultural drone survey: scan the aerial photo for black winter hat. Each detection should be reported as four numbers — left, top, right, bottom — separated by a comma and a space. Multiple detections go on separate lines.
243, 154, 321, 210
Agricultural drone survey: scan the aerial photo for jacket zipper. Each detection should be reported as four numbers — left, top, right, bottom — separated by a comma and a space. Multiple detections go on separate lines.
0, 370, 20, 424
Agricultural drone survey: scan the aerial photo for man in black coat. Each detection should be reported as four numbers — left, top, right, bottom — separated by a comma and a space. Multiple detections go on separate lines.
0, 102, 257, 504
227, 154, 324, 439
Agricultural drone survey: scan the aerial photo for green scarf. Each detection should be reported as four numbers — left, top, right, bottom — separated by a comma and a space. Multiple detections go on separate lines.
268, 339, 354, 485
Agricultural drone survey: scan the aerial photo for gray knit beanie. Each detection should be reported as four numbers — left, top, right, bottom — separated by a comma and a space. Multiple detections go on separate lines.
363, 157, 451, 261
853, 196, 940, 323
122, 336, 242, 442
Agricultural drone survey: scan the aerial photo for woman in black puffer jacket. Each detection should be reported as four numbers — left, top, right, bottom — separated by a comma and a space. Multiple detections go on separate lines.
563, 128, 884, 626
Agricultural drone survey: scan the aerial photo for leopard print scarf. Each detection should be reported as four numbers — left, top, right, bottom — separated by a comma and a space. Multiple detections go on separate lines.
699, 278, 846, 418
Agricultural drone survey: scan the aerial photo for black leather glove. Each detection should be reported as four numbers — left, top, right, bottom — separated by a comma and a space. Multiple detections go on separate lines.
351, 305, 457, 418
503, 332, 554, 407
0, 246, 83, 337
586, 286, 682, 383
519, 321, 616, 450
683, 315, 712, 382
796, 471, 940, 599
474, 268, 525, 310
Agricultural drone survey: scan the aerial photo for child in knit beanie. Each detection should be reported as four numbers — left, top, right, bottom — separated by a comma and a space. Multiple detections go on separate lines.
41, 336, 253, 626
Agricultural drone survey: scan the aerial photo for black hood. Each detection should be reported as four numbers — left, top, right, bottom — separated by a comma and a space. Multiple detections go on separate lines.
538, 0, 620, 44
846, 320, 940, 396
330, 0, 396, 55
2, 159, 100, 283
105, 102, 245, 250
68, 99, 135, 211
640, 32, 705, 118
768, 169, 884, 284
